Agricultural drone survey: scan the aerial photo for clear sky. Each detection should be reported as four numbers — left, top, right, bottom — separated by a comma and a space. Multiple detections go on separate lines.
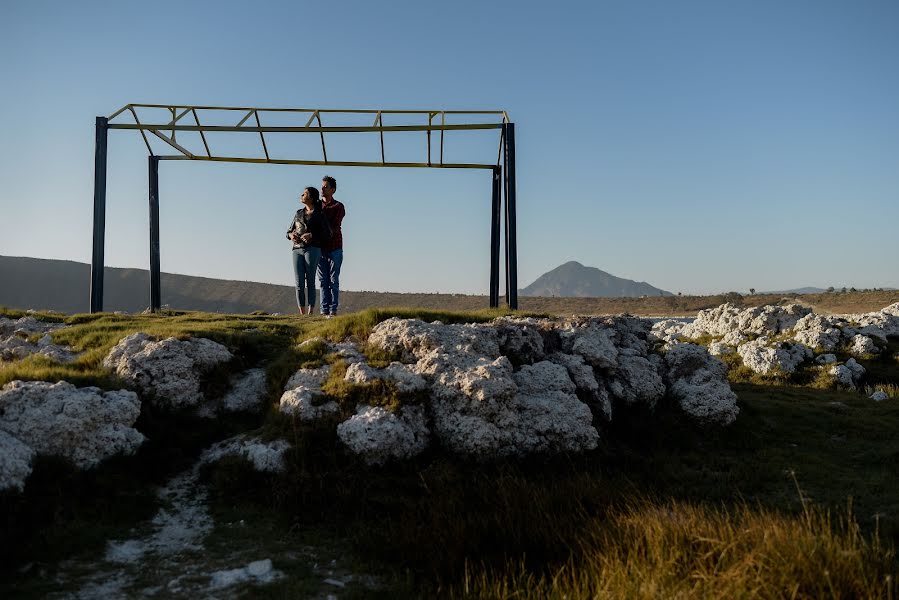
2, 0, 898, 296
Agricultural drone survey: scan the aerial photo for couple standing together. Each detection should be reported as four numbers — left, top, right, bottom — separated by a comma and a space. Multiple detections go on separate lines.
286, 175, 346, 317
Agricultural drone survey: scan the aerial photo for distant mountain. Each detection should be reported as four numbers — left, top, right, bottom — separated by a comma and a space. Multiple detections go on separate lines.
520, 261, 672, 298
0, 255, 496, 315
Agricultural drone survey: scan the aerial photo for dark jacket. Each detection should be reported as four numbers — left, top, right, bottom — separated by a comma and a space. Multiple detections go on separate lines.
287, 208, 331, 249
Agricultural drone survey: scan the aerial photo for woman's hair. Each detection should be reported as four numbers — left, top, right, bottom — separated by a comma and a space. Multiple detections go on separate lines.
304, 186, 322, 210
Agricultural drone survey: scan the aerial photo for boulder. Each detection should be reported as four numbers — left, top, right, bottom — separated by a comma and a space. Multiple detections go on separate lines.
650, 319, 687, 344
736, 338, 812, 375
559, 323, 618, 369
0, 430, 35, 492
202, 436, 291, 473
0, 317, 77, 363
279, 365, 337, 420
829, 358, 866, 388
869, 390, 889, 402
493, 316, 547, 364
849, 334, 878, 357
665, 344, 739, 425
103, 333, 233, 409
815, 354, 837, 365
607, 355, 666, 409
343, 360, 428, 394
791, 313, 845, 352
337, 404, 429, 465
221, 368, 268, 413
547, 352, 612, 420
0, 380, 144, 471
708, 341, 735, 357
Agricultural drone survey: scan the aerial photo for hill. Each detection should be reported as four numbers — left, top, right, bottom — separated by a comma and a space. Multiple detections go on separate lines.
1, 256, 897, 316
521, 261, 672, 297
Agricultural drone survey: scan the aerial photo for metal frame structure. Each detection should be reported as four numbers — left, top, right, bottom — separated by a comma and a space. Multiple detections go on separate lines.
90, 104, 518, 313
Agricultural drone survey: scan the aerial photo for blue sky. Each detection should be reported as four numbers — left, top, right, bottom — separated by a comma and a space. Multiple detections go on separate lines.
2, 0, 898, 296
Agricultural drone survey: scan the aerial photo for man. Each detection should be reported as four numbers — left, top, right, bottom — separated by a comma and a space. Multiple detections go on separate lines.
317, 175, 346, 318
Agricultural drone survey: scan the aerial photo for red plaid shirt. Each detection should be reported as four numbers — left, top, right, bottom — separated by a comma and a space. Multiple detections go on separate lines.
321, 199, 345, 252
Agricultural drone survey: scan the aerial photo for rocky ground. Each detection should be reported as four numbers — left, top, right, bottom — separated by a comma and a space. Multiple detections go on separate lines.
2, 303, 897, 597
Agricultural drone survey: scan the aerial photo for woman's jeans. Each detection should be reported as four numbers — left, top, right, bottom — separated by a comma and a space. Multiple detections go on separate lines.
318, 249, 343, 316
292, 247, 321, 310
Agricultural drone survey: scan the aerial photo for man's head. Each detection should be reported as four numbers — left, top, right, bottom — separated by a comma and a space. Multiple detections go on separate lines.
321, 175, 337, 201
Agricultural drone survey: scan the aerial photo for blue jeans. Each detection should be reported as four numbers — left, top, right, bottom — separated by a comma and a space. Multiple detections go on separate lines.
318, 248, 343, 315
292, 247, 321, 310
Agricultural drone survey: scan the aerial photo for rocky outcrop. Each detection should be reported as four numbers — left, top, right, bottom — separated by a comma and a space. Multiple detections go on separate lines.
829, 359, 866, 388
791, 313, 846, 351
664, 344, 739, 425
0, 380, 144, 490
0, 430, 35, 491
103, 333, 233, 409
0, 316, 77, 363
279, 365, 338, 421
202, 436, 290, 473
682, 303, 810, 339
736, 338, 812, 375
221, 368, 268, 413
336, 404, 429, 465
849, 335, 878, 357
344, 361, 428, 394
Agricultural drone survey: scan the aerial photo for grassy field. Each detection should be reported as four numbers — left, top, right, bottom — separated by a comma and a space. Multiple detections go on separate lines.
2, 306, 898, 598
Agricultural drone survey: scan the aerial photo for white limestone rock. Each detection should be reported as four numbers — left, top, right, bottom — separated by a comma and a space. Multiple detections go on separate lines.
559, 323, 619, 369
332, 340, 365, 364
0, 317, 77, 363
425, 358, 598, 457
683, 303, 810, 339
279, 365, 337, 420
546, 352, 612, 421
368, 318, 501, 363
844, 304, 899, 340
736, 338, 812, 375
0, 380, 144, 470
493, 316, 547, 364
708, 341, 735, 357
607, 355, 666, 409
815, 354, 837, 365
849, 334, 878, 357
791, 313, 845, 352
103, 333, 233, 409
650, 319, 687, 344
221, 368, 267, 413
0, 430, 35, 492
202, 436, 290, 473
337, 404, 429, 465
664, 344, 739, 425
721, 330, 748, 347
870, 390, 889, 402
343, 361, 428, 394
829, 358, 866, 388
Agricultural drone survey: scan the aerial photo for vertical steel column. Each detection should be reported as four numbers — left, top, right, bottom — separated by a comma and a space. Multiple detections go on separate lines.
90, 117, 108, 313
148, 156, 161, 312
503, 123, 518, 309
489, 167, 502, 308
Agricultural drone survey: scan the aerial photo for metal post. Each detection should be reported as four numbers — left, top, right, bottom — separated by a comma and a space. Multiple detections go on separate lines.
503, 123, 518, 310
489, 167, 502, 308
90, 117, 108, 313
149, 156, 161, 312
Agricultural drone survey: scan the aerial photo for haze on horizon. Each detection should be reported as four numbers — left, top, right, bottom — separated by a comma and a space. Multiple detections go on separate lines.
2, 0, 897, 296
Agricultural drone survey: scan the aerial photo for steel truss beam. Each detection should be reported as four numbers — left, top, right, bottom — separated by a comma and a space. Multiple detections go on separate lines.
91, 105, 517, 313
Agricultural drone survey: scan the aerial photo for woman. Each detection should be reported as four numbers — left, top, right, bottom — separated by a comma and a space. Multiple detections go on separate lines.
287, 187, 331, 315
